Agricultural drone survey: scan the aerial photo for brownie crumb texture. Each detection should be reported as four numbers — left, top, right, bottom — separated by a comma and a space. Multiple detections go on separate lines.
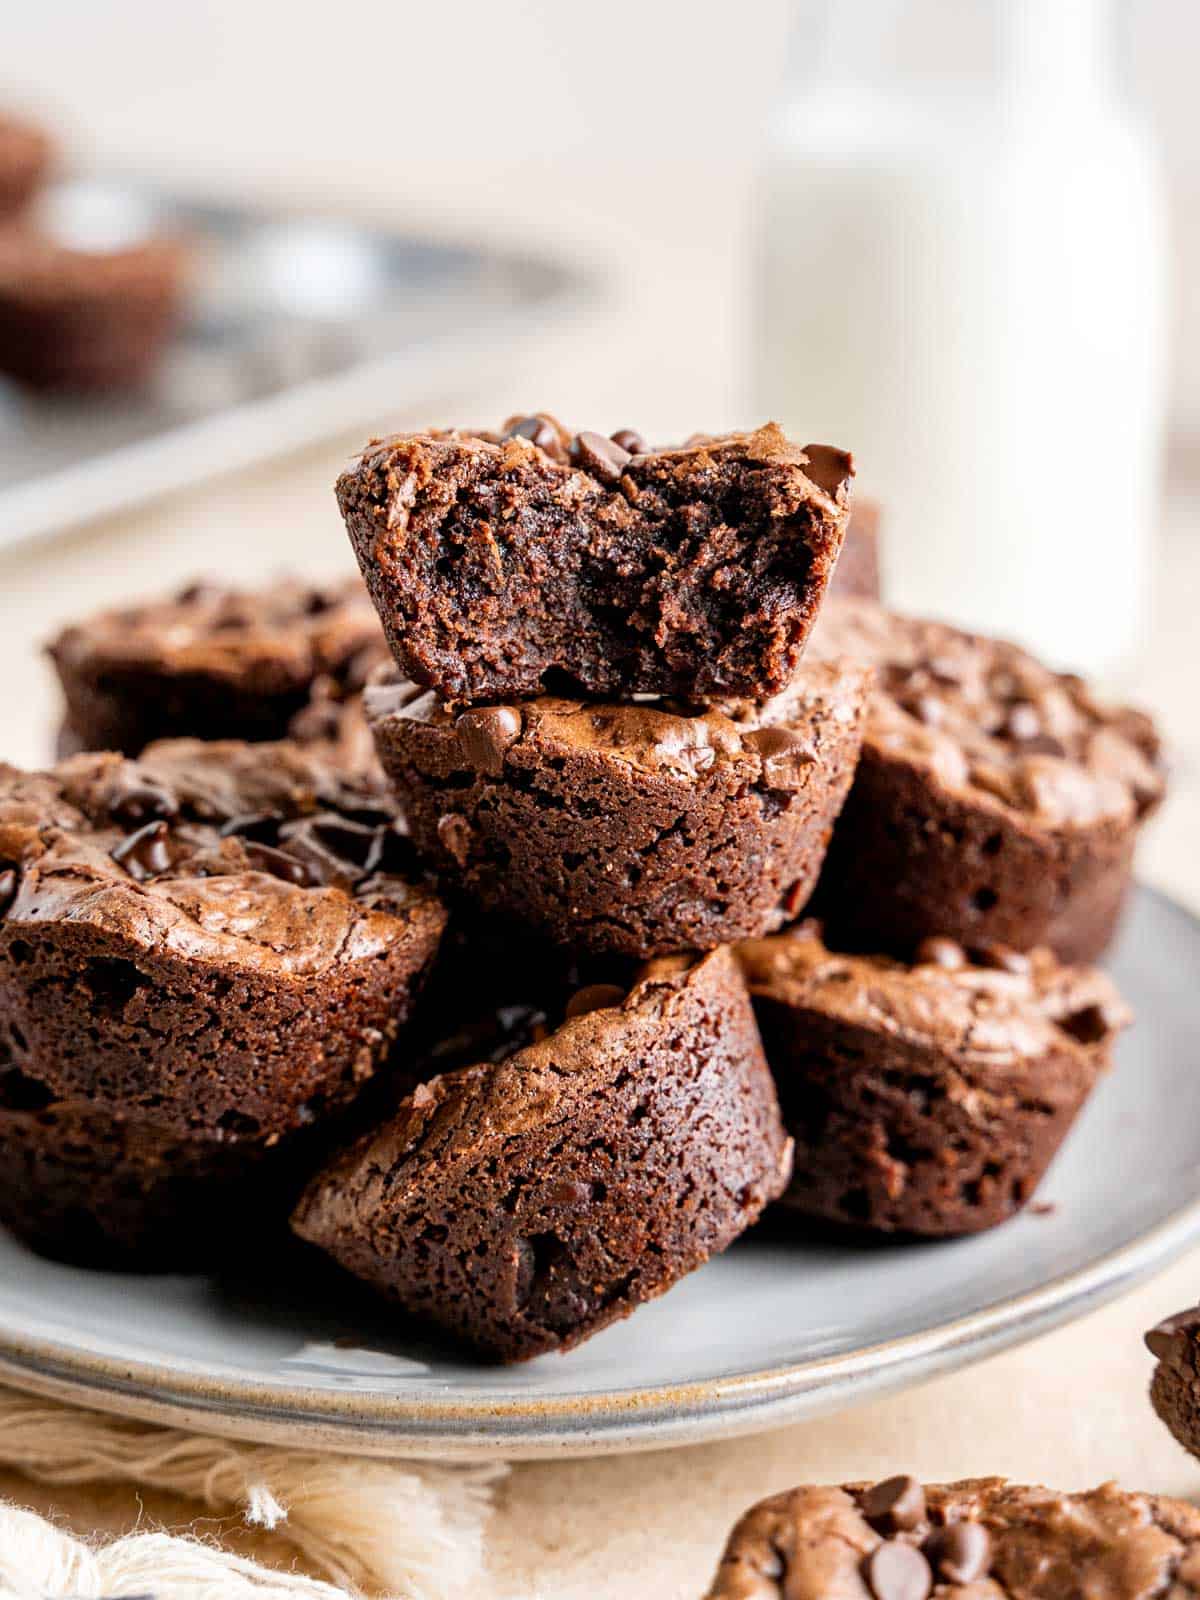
337, 417, 853, 704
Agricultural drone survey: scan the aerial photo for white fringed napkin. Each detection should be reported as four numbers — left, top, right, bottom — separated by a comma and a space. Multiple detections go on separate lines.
0, 1386, 504, 1599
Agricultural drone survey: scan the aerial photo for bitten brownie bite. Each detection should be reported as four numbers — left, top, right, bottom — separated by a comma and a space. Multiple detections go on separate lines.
705, 1476, 1200, 1600
0, 225, 189, 391
49, 575, 388, 773
1146, 1305, 1200, 1465
812, 598, 1164, 962
0, 113, 52, 219
337, 417, 853, 703
0, 738, 446, 1264
366, 657, 871, 958
738, 922, 1127, 1235
292, 947, 792, 1361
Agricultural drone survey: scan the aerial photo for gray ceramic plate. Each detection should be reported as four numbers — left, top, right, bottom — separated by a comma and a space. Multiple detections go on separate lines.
0, 886, 1195, 1461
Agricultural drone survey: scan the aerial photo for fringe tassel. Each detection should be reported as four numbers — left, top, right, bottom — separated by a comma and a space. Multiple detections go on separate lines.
0, 1388, 504, 1599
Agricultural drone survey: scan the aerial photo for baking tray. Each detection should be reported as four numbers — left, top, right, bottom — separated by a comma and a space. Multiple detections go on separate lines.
0, 175, 594, 550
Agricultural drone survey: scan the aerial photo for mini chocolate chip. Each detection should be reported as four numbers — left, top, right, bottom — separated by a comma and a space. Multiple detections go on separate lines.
455, 706, 521, 776
290, 700, 344, 744
108, 772, 180, 827
503, 415, 566, 460
571, 430, 631, 483
564, 983, 626, 1020
1004, 700, 1042, 742
973, 942, 1031, 974
610, 428, 648, 455
1145, 1307, 1200, 1360
927, 1522, 991, 1585
436, 812, 473, 867
0, 867, 17, 916
915, 936, 966, 970
863, 1475, 926, 1533
243, 840, 325, 887
1058, 1002, 1113, 1044
864, 1540, 931, 1600
801, 442, 853, 499
302, 587, 337, 616
111, 820, 173, 882
544, 1178, 596, 1207
175, 580, 225, 605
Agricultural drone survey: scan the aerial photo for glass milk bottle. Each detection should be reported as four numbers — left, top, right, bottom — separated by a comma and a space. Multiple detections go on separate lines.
753, 0, 1167, 680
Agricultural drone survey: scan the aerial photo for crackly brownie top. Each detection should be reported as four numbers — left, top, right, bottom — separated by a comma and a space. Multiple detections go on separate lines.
365, 656, 872, 787
738, 921, 1129, 1061
49, 574, 386, 690
0, 741, 443, 975
706, 1477, 1200, 1599
811, 598, 1164, 828
295, 948, 778, 1220
337, 416, 853, 703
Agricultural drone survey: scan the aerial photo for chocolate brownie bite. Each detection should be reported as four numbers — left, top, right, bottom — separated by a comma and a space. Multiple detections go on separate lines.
49, 575, 387, 772
337, 419, 853, 704
830, 495, 882, 600
292, 947, 792, 1361
0, 114, 53, 220
0, 224, 188, 391
365, 656, 871, 958
738, 922, 1128, 1235
0, 738, 446, 1265
1146, 1306, 1200, 1465
705, 1476, 1200, 1599
811, 598, 1165, 962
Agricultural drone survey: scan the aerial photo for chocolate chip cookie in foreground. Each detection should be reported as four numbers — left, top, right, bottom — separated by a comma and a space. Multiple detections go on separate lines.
705, 1477, 1200, 1599
1146, 1306, 1200, 1465
337, 418, 852, 703
49, 574, 387, 772
292, 948, 791, 1361
366, 657, 871, 958
0, 739, 446, 1264
738, 923, 1128, 1235
812, 599, 1164, 961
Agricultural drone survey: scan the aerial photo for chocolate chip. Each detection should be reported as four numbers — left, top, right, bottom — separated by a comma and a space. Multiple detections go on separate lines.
174, 580, 224, 605
108, 771, 180, 827
503, 415, 567, 461
0, 867, 17, 917
745, 725, 816, 788
571, 430, 631, 483
243, 840, 324, 887
863, 1540, 931, 1600
927, 1522, 991, 1585
973, 942, 1031, 974
289, 699, 345, 744
914, 936, 966, 970
436, 812, 473, 867
564, 983, 626, 1020
1145, 1307, 1200, 1360
219, 811, 283, 844
801, 442, 853, 499
1004, 700, 1042, 742
1059, 1002, 1113, 1044
455, 706, 521, 776
111, 820, 173, 882
863, 1475, 926, 1533
365, 820, 419, 878
610, 428, 648, 456
544, 1178, 596, 1207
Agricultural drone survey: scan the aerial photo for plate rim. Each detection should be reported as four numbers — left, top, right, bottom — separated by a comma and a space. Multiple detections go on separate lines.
0, 884, 1195, 1460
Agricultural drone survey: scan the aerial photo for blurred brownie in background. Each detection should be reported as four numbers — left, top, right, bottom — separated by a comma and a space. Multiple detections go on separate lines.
830, 495, 881, 599
49, 576, 388, 781
0, 112, 52, 219
0, 225, 188, 391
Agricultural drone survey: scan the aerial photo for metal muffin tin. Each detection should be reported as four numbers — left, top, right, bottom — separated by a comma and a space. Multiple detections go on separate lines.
0, 175, 592, 549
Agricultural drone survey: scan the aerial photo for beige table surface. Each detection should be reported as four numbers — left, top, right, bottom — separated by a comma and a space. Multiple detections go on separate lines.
0, 185, 1197, 1592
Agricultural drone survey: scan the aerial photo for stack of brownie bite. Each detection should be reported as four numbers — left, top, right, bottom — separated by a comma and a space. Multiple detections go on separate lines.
0, 413, 1163, 1363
